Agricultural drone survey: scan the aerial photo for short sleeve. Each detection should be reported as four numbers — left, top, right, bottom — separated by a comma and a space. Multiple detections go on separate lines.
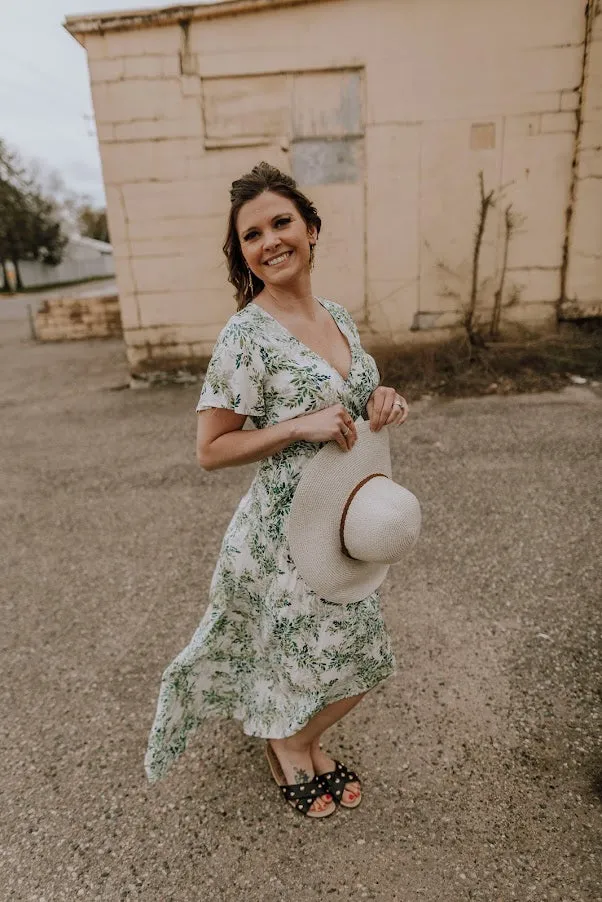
196, 321, 265, 416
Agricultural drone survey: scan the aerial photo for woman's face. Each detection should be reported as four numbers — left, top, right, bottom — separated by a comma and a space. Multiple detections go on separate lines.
236, 191, 316, 290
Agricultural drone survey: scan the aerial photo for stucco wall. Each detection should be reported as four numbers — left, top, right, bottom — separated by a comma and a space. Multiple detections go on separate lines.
74, 0, 597, 373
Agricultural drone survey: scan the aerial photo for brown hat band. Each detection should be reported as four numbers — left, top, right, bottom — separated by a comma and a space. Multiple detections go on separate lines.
339, 473, 388, 560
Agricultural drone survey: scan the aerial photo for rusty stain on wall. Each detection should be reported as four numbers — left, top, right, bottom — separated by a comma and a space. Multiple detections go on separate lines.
559, 0, 596, 316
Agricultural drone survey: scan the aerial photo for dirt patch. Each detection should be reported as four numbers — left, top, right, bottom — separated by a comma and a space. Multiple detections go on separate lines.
372, 322, 602, 400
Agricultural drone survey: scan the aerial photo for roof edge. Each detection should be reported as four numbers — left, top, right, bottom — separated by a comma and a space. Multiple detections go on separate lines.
64, 0, 331, 40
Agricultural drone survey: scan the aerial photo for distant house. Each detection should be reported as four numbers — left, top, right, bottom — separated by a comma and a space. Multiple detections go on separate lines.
65, 0, 602, 375
0, 235, 115, 291
21, 235, 114, 289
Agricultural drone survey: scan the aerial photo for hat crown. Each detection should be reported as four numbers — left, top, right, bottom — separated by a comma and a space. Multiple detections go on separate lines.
343, 477, 421, 563
288, 419, 421, 604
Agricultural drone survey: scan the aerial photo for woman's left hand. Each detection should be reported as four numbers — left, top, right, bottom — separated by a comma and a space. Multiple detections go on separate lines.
366, 386, 409, 432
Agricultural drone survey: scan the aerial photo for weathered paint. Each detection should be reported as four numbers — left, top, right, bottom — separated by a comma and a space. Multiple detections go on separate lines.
563, 0, 602, 319
35, 294, 122, 341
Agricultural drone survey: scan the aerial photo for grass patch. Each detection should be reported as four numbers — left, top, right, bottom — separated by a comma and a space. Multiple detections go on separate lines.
371, 323, 602, 400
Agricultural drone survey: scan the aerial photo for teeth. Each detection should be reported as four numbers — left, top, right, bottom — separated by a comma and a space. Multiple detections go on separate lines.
266, 252, 291, 266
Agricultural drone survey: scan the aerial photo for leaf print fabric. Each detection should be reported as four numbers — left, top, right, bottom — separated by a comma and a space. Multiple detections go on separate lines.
195, 320, 265, 419
144, 298, 395, 783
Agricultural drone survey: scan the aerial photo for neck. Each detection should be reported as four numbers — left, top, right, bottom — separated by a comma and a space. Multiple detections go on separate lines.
260, 276, 317, 318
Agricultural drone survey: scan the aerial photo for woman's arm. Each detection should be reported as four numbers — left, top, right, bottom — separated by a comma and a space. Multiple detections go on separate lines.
197, 404, 358, 471
197, 408, 298, 471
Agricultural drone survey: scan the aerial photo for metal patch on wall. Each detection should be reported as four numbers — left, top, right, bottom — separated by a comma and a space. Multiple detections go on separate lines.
291, 138, 363, 185
292, 70, 363, 139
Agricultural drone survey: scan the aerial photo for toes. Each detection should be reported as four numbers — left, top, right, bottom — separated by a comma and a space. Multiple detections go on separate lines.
342, 781, 361, 802
310, 797, 332, 814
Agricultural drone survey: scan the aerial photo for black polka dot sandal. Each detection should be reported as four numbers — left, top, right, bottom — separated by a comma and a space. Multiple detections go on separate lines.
318, 760, 362, 809
265, 742, 336, 818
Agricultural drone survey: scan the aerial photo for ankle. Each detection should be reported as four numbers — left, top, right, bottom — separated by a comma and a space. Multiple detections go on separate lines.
271, 736, 311, 756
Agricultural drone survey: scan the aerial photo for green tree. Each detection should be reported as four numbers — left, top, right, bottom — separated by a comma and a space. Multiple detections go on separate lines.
0, 139, 67, 291
77, 203, 110, 243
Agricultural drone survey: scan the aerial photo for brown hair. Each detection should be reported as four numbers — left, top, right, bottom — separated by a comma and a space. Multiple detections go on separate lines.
223, 161, 322, 310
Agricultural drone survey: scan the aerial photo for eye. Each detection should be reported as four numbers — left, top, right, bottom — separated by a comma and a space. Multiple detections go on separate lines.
276, 217, 292, 227
243, 230, 259, 241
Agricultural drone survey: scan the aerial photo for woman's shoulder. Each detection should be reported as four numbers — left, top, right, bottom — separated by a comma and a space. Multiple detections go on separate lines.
215, 303, 261, 343
319, 297, 360, 335
319, 297, 355, 321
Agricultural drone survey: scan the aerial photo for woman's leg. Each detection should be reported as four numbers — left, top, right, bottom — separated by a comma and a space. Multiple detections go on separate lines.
308, 694, 365, 805
269, 692, 366, 811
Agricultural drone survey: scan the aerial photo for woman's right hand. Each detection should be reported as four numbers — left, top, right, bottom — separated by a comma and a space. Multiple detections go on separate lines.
293, 403, 358, 450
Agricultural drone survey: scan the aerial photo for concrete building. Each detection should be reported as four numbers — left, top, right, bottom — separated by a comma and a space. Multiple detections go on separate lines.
65, 0, 602, 375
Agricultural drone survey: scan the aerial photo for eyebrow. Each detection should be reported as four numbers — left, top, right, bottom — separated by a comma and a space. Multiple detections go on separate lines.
241, 212, 294, 236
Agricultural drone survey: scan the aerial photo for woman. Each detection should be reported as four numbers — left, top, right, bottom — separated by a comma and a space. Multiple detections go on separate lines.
145, 162, 409, 818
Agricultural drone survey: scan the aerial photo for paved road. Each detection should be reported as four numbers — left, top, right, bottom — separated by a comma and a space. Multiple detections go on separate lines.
0, 277, 117, 322
1, 321, 600, 901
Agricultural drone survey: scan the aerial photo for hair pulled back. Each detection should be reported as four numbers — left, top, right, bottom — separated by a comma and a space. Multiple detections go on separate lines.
223, 161, 321, 310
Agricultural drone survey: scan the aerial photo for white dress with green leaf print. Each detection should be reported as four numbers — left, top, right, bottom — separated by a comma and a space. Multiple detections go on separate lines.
144, 298, 395, 783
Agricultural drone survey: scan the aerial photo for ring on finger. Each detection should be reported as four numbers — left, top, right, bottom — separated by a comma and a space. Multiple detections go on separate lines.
342, 426, 350, 436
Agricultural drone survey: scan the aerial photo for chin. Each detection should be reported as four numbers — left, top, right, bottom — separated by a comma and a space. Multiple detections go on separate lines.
263, 259, 306, 285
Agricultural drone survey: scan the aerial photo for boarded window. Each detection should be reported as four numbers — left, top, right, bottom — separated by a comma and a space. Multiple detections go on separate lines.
291, 70, 363, 186
292, 71, 363, 139
201, 69, 364, 185
202, 74, 291, 145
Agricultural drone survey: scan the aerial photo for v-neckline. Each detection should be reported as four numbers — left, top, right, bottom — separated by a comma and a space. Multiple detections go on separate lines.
250, 297, 355, 383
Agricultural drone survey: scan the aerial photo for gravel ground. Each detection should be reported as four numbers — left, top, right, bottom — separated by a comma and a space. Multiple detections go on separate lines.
1, 316, 600, 902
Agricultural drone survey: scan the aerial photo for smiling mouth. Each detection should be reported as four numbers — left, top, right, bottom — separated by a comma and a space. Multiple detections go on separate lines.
264, 251, 293, 266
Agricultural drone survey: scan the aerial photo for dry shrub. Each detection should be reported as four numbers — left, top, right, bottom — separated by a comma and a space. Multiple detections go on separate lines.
370, 322, 602, 399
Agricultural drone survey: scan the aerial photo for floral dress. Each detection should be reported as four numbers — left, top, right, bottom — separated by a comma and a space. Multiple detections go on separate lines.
144, 298, 395, 783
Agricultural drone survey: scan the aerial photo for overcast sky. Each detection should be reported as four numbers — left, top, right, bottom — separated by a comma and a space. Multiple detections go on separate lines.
0, 1, 213, 207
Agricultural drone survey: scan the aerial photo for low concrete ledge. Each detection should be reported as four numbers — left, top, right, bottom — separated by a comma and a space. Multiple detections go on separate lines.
35, 293, 123, 341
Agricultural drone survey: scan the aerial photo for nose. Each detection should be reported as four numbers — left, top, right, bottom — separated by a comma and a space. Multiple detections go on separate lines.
263, 229, 281, 253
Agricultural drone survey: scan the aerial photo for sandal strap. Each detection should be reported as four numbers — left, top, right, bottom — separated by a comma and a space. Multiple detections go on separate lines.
280, 775, 330, 814
320, 760, 360, 802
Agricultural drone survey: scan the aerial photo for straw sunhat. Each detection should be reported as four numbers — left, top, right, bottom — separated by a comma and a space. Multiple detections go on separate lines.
288, 418, 421, 604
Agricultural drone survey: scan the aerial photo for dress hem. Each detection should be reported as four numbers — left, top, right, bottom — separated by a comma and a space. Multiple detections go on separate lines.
144, 664, 396, 784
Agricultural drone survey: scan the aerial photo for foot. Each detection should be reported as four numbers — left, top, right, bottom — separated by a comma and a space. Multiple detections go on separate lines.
310, 741, 361, 807
269, 739, 335, 817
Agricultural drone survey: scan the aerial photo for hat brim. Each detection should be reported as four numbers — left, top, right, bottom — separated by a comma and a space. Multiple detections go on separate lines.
288, 419, 392, 604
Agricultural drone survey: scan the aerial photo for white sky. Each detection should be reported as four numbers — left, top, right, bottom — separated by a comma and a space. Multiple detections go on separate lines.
0, 1, 213, 207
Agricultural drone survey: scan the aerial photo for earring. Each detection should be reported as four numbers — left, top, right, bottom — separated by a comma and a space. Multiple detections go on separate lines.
246, 264, 254, 297
309, 244, 316, 271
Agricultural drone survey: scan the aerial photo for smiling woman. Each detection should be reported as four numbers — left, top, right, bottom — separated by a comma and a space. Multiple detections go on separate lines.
144, 162, 411, 819
223, 163, 322, 309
